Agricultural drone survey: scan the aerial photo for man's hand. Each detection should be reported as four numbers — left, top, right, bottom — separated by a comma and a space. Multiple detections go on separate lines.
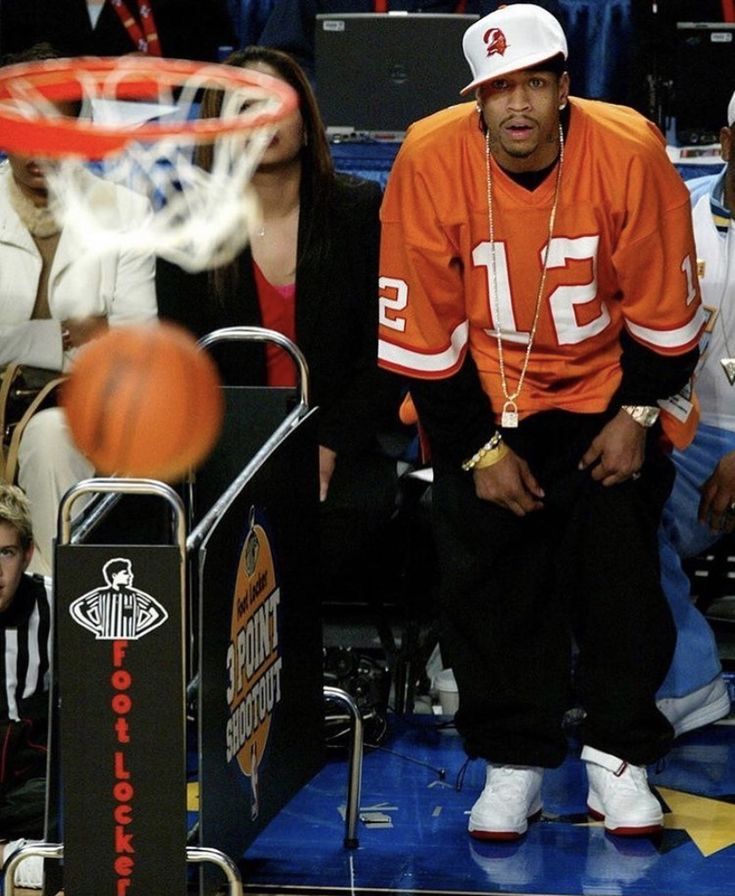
473, 447, 544, 516
318, 445, 337, 503
699, 450, 735, 533
62, 315, 109, 348
578, 409, 646, 486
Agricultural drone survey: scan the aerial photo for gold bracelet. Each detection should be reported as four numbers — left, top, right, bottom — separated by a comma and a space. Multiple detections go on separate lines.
473, 441, 510, 469
461, 431, 503, 471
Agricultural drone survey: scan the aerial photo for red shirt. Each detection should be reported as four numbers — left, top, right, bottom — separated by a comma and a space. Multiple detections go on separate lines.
253, 262, 297, 387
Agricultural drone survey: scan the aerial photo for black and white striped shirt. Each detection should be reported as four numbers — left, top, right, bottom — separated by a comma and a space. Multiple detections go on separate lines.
0, 574, 52, 723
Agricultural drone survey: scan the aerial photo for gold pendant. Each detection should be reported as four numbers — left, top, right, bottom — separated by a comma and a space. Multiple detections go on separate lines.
721, 358, 735, 386
501, 402, 519, 428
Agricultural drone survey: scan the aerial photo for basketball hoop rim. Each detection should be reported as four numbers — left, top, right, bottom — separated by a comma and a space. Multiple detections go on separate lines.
0, 55, 298, 157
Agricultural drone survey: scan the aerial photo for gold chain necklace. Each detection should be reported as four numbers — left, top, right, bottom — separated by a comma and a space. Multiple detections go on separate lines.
485, 124, 564, 427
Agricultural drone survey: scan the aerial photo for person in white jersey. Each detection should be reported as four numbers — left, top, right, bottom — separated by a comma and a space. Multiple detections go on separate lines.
655, 90, 735, 735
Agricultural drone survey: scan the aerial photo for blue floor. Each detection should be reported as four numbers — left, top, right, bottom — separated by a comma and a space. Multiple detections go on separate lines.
240, 714, 735, 895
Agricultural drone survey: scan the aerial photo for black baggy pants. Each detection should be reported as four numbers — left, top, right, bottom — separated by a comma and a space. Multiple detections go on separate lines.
433, 410, 676, 768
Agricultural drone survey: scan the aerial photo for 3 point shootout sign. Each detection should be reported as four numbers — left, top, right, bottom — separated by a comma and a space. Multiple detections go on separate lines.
226, 508, 283, 820
198, 405, 323, 860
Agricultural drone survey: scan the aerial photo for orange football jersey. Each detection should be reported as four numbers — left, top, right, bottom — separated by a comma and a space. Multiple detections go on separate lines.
378, 98, 705, 425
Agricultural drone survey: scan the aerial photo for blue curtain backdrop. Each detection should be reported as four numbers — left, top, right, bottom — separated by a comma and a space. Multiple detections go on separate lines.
241, 0, 634, 103
558, 0, 633, 101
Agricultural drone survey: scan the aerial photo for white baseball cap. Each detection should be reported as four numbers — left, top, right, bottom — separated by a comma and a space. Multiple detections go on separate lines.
728, 90, 735, 127
460, 3, 568, 96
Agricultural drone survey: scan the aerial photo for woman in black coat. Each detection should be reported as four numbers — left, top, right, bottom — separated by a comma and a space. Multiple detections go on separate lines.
157, 46, 402, 603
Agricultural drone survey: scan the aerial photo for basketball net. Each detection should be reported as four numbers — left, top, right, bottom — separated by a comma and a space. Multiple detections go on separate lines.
0, 56, 298, 271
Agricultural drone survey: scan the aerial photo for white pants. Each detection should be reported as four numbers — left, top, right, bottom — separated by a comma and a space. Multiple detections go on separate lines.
17, 408, 94, 576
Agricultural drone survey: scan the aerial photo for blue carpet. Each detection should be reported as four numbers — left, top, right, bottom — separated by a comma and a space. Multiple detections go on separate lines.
239, 714, 735, 895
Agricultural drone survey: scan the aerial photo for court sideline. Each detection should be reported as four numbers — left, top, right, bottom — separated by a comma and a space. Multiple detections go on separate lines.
238, 703, 735, 896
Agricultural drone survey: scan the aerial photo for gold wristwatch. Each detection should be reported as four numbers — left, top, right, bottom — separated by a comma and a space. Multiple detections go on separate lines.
621, 405, 660, 428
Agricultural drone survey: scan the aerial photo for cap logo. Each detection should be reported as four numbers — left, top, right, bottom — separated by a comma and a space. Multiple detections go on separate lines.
483, 27, 508, 58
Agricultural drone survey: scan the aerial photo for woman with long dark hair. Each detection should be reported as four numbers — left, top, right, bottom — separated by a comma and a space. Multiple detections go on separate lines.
159, 46, 400, 602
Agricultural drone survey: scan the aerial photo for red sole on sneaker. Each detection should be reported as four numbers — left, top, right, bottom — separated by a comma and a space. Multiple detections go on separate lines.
469, 828, 524, 842
468, 809, 542, 842
587, 806, 662, 836
605, 824, 663, 837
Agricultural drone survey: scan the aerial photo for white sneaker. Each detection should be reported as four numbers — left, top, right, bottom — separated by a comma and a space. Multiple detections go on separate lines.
583, 746, 663, 836
657, 676, 731, 737
2, 839, 44, 889
468, 764, 543, 841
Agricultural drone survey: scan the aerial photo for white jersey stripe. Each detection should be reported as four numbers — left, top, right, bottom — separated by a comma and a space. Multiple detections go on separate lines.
625, 305, 706, 350
378, 320, 469, 374
5, 629, 19, 721
24, 603, 41, 698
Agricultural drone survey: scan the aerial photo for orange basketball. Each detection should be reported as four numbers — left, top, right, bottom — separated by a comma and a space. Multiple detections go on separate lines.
61, 322, 224, 482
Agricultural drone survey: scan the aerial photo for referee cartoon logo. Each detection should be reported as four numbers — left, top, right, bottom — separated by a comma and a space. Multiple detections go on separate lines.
69, 557, 168, 640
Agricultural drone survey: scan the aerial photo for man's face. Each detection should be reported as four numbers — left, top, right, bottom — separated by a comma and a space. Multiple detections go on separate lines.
6, 152, 48, 199
0, 521, 32, 613
111, 567, 133, 589
6, 98, 78, 204
477, 68, 569, 172
720, 125, 735, 213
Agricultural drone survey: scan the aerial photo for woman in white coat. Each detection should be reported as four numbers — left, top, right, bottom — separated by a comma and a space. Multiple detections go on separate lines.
0, 126, 157, 574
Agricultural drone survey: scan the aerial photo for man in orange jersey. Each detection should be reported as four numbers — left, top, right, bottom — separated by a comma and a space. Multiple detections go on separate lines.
378, 3, 703, 840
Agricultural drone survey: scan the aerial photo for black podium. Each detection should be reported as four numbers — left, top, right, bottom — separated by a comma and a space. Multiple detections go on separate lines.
192, 392, 324, 865
24, 329, 360, 896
